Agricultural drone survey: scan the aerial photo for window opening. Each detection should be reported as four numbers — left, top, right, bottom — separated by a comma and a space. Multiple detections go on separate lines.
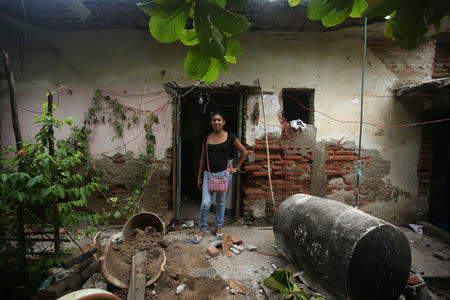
282, 88, 315, 125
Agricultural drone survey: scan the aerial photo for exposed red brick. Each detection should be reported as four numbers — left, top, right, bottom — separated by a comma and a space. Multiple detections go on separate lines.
254, 154, 282, 161
254, 145, 283, 151
244, 165, 263, 171
326, 146, 343, 151
112, 189, 128, 195
328, 155, 358, 161
335, 151, 355, 155
207, 246, 219, 257
252, 171, 269, 177
275, 160, 294, 165
283, 155, 305, 160
270, 165, 283, 171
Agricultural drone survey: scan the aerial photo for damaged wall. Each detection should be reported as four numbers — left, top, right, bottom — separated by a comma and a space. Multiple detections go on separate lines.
0, 28, 426, 224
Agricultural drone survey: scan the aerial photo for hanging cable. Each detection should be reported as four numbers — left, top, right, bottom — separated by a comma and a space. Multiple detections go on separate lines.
355, 18, 368, 208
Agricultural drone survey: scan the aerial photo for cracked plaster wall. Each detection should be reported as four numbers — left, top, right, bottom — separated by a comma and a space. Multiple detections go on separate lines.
0, 28, 422, 222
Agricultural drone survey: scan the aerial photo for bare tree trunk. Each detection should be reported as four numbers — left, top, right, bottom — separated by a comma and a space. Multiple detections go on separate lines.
2, 49, 25, 254
2, 50, 23, 151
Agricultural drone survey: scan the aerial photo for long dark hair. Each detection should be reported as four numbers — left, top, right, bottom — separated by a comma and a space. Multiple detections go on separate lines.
210, 110, 226, 121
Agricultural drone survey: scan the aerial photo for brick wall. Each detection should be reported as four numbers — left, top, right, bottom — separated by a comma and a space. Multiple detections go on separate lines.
416, 126, 433, 220
242, 135, 313, 223
368, 37, 435, 83
432, 33, 450, 79
325, 143, 370, 206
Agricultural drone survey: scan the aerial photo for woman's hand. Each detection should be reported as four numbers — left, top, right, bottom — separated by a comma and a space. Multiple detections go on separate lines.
228, 167, 237, 174
197, 177, 203, 190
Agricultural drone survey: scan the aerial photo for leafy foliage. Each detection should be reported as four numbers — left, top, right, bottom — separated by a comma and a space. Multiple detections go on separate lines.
138, 0, 250, 82
86, 90, 159, 223
0, 102, 101, 298
264, 269, 325, 300
139, 0, 449, 81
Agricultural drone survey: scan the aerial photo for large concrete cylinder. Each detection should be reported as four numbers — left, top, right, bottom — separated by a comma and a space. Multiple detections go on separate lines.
274, 194, 411, 300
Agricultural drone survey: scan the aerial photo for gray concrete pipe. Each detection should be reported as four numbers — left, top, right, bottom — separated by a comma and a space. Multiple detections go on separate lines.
274, 194, 411, 300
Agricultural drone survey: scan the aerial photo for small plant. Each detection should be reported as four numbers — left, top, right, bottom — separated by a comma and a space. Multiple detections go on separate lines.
0, 101, 101, 298
263, 269, 325, 300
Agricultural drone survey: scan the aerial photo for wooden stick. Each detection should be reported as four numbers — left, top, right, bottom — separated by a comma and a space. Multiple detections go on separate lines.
257, 78, 276, 213
47, 92, 61, 255
253, 250, 282, 257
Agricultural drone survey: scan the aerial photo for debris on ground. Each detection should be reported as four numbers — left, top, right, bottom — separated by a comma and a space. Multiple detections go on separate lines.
231, 236, 243, 245
246, 245, 258, 251
409, 224, 424, 234
222, 233, 233, 254
229, 279, 247, 294
230, 244, 244, 255
176, 284, 186, 294
207, 245, 219, 257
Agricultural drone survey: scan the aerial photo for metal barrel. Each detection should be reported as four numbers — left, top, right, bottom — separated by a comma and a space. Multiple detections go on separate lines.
274, 194, 411, 300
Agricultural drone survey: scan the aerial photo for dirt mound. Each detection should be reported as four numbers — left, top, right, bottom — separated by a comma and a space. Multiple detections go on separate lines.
111, 226, 164, 284
110, 241, 235, 299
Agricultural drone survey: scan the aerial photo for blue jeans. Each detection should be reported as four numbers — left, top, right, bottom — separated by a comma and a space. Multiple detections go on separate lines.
199, 170, 232, 232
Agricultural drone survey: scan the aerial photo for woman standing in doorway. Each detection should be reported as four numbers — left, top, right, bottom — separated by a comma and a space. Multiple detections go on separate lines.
192, 111, 247, 244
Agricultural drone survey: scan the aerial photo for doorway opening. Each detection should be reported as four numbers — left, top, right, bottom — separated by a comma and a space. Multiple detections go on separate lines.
177, 88, 243, 221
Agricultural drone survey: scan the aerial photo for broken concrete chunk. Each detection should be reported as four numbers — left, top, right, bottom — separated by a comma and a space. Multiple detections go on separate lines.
209, 239, 223, 248
231, 236, 243, 245
176, 284, 186, 294
186, 220, 195, 228
230, 244, 244, 254
207, 246, 219, 257
246, 245, 257, 251
112, 232, 123, 244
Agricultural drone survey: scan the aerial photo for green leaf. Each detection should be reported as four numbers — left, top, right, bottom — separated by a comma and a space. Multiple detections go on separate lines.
184, 46, 211, 80
180, 29, 199, 46
137, 1, 181, 18
56, 185, 65, 198
335, 0, 353, 11
209, 19, 227, 58
393, 0, 428, 49
350, 0, 368, 18
27, 175, 41, 188
321, 7, 352, 27
41, 157, 49, 168
202, 1, 250, 35
149, 3, 190, 43
17, 192, 25, 202
363, 0, 398, 18
1, 173, 7, 182
227, 0, 247, 10
209, 0, 226, 8
384, 15, 394, 38
218, 57, 229, 72
42, 186, 54, 197
114, 211, 121, 218
224, 39, 243, 63
288, 0, 301, 7
202, 58, 220, 82
307, 0, 334, 20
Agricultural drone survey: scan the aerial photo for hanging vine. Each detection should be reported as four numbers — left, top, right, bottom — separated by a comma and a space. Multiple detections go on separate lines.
82, 90, 161, 222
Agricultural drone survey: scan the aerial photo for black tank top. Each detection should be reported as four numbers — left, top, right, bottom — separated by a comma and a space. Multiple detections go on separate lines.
203, 132, 237, 172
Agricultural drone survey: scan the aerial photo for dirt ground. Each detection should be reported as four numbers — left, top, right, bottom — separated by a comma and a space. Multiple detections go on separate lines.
71, 223, 449, 300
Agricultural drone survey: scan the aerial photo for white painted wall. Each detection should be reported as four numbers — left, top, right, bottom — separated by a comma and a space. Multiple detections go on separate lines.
0, 28, 421, 206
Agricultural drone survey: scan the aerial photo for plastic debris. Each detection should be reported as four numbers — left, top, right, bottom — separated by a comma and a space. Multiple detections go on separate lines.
176, 284, 186, 295
409, 224, 423, 234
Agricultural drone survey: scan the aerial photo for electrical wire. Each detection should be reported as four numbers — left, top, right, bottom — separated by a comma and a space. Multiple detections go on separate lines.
285, 94, 450, 128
